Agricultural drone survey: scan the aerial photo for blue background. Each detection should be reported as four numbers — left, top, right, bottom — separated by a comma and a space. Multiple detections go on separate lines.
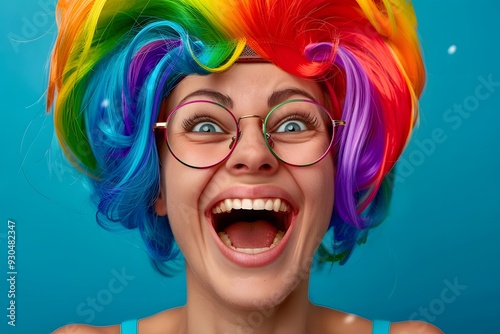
1, 1, 499, 333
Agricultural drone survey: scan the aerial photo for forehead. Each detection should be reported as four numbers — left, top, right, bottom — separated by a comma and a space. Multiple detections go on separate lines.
167, 63, 326, 107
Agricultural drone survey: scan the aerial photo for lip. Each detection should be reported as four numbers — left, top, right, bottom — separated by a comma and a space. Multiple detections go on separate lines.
205, 186, 298, 267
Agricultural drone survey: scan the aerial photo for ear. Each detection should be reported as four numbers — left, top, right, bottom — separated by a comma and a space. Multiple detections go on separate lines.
153, 145, 168, 217
154, 115, 168, 217
154, 187, 168, 216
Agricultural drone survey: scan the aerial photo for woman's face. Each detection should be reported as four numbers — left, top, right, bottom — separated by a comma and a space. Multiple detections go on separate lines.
156, 63, 335, 310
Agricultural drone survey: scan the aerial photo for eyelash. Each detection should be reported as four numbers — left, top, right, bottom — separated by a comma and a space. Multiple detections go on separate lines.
275, 112, 319, 129
181, 114, 216, 131
179, 108, 321, 131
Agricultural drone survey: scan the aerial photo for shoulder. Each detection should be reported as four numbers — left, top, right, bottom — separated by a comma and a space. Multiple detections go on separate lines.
52, 308, 184, 334
138, 307, 185, 333
52, 324, 119, 334
390, 321, 443, 334
310, 305, 373, 333
310, 305, 443, 334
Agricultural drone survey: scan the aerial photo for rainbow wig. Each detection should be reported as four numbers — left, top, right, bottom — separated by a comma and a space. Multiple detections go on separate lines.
47, 0, 425, 265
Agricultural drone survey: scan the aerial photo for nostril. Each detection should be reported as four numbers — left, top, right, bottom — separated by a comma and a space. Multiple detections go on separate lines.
234, 163, 246, 169
232, 162, 273, 171
260, 163, 273, 171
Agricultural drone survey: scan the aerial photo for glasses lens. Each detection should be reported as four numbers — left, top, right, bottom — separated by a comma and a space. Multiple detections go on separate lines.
166, 100, 238, 168
264, 100, 334, 166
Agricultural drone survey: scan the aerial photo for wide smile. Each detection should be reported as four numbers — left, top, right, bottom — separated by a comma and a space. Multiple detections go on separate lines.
207, 197, 296, 267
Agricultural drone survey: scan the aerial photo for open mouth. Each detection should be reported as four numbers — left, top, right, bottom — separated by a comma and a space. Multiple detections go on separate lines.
211, 198, 291, 255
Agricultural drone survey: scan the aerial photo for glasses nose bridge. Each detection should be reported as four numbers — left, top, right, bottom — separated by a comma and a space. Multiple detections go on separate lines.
232, 114, 271, 149
236, 114, 267, 138
236, 114, 265, 127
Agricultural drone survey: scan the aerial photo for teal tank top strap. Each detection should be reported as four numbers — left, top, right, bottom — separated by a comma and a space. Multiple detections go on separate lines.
372, 320, 391, 334
121, 319, 138, 334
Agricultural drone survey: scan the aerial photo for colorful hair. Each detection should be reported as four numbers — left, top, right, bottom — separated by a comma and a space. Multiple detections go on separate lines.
47, 0, 425, 265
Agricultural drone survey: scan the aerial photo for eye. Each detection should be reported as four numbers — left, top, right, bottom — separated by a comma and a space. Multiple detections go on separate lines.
275, 120, 307, 132
192, 121, 223, 133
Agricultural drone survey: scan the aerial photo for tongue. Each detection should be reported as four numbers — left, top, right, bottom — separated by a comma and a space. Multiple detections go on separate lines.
224, 220, 278, 249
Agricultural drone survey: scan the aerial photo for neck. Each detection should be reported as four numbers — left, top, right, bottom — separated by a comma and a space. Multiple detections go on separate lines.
179, 267, 315, 334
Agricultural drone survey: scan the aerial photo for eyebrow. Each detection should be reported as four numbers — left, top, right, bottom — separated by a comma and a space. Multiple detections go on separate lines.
177, 87, 318, 109
267, 88, 319, 107
178, 89, 234, 108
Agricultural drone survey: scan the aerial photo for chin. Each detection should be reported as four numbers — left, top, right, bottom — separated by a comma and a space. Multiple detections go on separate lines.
206, 250, 312, 310
212, 274, 302, 312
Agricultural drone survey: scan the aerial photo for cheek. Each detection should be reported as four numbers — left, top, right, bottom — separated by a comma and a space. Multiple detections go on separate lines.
163, 159, 215, 240
310, 159, 335, 206
163, 161, 197, 236
163, 169, 204, 262
303, 158, 335, 231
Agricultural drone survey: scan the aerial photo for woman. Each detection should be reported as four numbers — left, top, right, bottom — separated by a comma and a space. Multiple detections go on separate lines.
49, 0, 441, 333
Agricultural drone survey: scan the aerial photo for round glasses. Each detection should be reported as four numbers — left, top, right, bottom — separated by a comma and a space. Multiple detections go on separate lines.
154, 99, 346, 168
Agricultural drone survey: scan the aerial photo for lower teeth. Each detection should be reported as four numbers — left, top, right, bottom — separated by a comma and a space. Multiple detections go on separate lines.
217, 231, 285, 254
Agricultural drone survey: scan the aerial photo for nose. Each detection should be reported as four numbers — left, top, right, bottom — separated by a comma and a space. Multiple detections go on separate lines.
225, 116, 279, 174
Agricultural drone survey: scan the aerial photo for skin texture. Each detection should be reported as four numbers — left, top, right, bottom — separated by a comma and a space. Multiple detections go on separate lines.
53, 64, 443, 334
157, 63, 335, 333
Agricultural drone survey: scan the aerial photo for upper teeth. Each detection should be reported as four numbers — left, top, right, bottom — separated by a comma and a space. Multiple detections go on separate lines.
212, 198, 290, 214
